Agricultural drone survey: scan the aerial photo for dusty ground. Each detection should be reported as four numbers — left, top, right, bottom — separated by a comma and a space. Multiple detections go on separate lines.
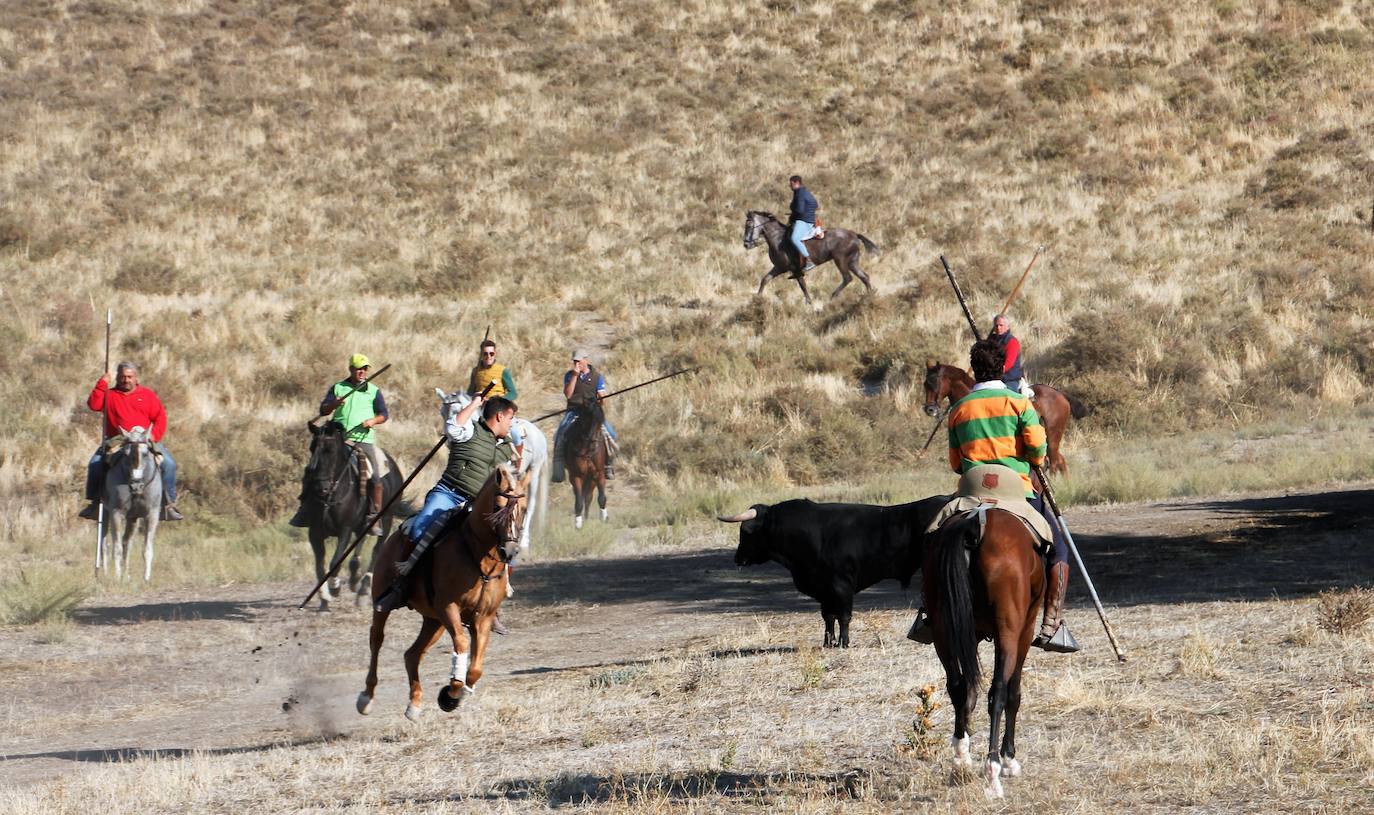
2, 483, 1373, 811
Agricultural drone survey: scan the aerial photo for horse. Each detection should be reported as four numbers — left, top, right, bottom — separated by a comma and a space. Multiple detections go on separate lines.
100, 426, 161, 582
357, 461, 532, 721
922, 362, 1090, 476
300, 421, 404, 611
742, 210, 879, 305
924, 506, 1045, 798
565, 400, 608, 529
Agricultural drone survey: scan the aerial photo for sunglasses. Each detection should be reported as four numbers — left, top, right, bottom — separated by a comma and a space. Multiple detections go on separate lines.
482, 351, 496, 357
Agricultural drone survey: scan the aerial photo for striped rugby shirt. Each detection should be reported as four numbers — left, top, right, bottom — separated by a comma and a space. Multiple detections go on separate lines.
947, 380, 1048, 496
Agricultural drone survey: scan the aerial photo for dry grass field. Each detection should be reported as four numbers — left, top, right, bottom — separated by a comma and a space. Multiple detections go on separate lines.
2, 0, 1374, 809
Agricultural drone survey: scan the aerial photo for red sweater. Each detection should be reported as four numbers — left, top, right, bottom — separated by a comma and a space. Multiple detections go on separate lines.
87, 379, 167, 441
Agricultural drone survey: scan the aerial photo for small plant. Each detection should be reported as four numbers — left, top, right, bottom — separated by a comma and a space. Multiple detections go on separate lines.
797, 647, 826, 690
900, 684, 944, 759
1315, 588, 1374, 634
0, 568, 90, 626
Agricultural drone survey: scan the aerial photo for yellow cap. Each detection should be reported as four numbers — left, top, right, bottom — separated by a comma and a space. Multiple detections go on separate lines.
349, 353, 370, 369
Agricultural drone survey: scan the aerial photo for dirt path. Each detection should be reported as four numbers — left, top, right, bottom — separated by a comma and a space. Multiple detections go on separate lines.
3, 481, 1373, 788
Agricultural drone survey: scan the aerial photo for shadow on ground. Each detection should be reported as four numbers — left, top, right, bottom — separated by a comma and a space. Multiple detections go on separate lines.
73, 598, 277, 625
515, 489, 1374, 615
1, 734, 348, 766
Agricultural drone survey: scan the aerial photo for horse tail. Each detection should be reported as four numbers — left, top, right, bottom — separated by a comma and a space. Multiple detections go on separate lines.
1064, 391, 1091, 420
857, 233, 881, 256
937, 517, 981, 693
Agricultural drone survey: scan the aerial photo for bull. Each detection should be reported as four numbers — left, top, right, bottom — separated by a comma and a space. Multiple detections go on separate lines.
719, 496, 946, 648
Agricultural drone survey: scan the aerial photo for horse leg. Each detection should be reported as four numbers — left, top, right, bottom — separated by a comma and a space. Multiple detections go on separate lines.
143, 513, 159, 582
849, 251, 875, 293
597, 473, 607, 523
355, 533, 382, 607
984, 635, 1015, 798
934, 636, 974, 768
464, 605, 496, 693
120, 515, 136, 581
437, 603, 474, 712
329, 527, 352, 599
571, 474, 585, 529
308, 527, 332, 610
757, 265, 787, 296
829, 255, 853, 299
357, 608, 391, 715
1000, 660, 1025, 780
403, 616, 444, 721
794, 273, 816, 307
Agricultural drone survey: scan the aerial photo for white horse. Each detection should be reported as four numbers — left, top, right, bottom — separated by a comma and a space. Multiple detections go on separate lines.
435, 390, 548, 553
101, 426, 162, 581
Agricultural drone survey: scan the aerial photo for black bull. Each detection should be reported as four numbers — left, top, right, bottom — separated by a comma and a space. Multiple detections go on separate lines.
719, 496, 946, 647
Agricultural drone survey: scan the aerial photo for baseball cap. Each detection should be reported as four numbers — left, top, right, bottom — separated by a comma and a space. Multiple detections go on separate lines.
349, 353, 370, 369
572, 349, 589, 361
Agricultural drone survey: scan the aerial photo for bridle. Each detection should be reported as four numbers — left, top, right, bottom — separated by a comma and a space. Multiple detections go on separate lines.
743, 212, 770, 250
923, 367, 947, 416
308, 427, 356, 510
464, 483, 528, 583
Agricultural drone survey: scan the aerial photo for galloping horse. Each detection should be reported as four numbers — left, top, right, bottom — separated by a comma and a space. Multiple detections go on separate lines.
301, 421, 404, 610
925, 506, 1045, 798
101, 426, 161, 582
742, 211, 879, 305
923, 362, 1089, 476
358, 462, 532, 721
565, 400, 608, 529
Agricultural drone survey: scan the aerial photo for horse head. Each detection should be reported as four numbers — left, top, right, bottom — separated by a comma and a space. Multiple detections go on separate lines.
115, 426, 156, 497
568, 399, 604, 456
743, 211, 775, 250
486, 462, 533, 563
435, 387, 471, 423
305, 421, 352, 501
923, 361, 947, 417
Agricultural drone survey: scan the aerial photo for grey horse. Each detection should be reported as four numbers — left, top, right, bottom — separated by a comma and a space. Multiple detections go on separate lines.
101, 426, 162, 581
743, 210, 879, 305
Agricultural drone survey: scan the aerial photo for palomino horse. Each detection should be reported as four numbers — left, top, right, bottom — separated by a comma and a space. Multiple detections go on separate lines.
923, 362, 1089, 476
742, 210, 879, 305
565, 400, 608, 529
924, 506, 1045, 798
357, 462, 532, 721
437, 390, 549, 551
301, 421, 404, 611
101, 426, 161, 581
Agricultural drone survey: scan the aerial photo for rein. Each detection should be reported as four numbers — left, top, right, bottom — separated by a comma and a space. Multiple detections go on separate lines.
461, 488, 526, 584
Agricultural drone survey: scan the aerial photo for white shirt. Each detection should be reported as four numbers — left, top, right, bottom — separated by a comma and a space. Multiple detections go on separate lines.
971, 380, 1007, 392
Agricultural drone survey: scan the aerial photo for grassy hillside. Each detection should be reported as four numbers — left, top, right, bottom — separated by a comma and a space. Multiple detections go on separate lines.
2, 0, 1374, 583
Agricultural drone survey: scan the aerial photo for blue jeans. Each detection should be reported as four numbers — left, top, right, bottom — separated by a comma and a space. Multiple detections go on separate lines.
790, 220, 816, 257
1003, 378, 1022, 394
403, 482, 468, 543
86, 445, 177, 503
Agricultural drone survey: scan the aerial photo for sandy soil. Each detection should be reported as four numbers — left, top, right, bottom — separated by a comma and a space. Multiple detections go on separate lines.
3, 482, 1373, 791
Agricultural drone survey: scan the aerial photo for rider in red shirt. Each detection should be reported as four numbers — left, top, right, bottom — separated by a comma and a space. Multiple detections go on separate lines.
82, 362, 183, 521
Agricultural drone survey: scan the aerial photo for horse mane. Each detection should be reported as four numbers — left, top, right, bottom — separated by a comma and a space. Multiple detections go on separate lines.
480, 463, 521, 528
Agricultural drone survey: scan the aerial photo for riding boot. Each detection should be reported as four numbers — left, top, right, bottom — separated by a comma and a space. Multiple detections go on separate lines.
1032, 561, 1080, 653
603, 429, 617, 480
492, 613, 509, 636
802, 255, 816, 272
288, 485, 310, 527
79, 502, 101, 521
551, 440, 566, 483
373, 573, 411, 614
906, 607, 934, 645
366, 481, 384, 536
162, 502, 184, 521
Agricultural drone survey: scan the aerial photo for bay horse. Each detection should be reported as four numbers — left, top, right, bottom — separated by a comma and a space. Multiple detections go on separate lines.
301, 421, 404, 611
924, 505, 1045, 798
923, 362, 1089, 476
100, 426, 161, 582
565, 400, 608, 529
742, 210, 879, 305
357, 462, 532, 721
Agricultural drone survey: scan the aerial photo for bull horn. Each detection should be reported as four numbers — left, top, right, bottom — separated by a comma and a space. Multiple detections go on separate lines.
717, 508, 757, 523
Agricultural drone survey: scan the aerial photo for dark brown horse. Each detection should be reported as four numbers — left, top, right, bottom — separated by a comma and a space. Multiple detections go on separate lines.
357, 462, 531, 721
923, 362, 1089, 476
924, 506, 1045, 798
742, 210, 878, 305
566, 400, 608, 529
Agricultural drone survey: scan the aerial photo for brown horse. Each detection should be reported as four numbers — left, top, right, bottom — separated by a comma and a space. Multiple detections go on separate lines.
742, 210, 878, 305
924, 506, 1045, 798
923, 362, 1089, 476
357, 462, 532, 721
565, 400, 608, 529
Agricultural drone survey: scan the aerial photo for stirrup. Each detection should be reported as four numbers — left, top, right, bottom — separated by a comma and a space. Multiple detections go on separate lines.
1033, 624, 1080, 653
373, 582, 408, 614
906, 610, 934, 645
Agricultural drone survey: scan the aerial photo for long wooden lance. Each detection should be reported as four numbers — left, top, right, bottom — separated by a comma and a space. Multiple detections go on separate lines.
1000, 245, 1045, 316
527, 368, 698, 423
95, 309, 112, 574
1032, 463, 1128, 663
298, 380, 496, 609
915, 408, 946, 458
940, 255, 982, 339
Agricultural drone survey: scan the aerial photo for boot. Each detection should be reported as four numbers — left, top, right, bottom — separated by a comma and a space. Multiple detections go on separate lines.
366, 482, 384, 536
492, 614, 509, 636
551, 442, 566, 483
603, 429, 617, 480
79, 502, 101, 521
288, 486, 310, 527
162, 502, 184, 521
373, 575, 410, 613
801, 255, 816, 273
906, 608, 934, 645
1032, 561, 1080, 653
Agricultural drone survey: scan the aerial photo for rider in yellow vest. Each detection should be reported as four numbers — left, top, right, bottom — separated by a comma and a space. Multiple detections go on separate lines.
467, 339, 523, 464
288, 354, 390, 535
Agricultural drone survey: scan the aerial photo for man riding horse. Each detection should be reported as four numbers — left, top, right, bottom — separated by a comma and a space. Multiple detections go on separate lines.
81, 361, 182, 522
468, 338, 524, 467
551, 349, 617, 483
988, 313, 1028, 396
289, 354, 389, 535
910, 339, 1078, 653
787, 175, 823, 274
372, 393, 519, 614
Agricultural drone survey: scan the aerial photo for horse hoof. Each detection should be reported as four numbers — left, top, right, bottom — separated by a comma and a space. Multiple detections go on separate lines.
1001, 758, 1021, 778
574, 516, 583, 530
404, 703, 422, 722
437, 685, 460, 713
356, 692, 373, 716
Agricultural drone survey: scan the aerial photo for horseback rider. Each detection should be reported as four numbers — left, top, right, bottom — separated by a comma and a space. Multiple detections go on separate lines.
787, 175, 823, 274
551, 349, 618, 483
288, 354, 389, 535
82, 362, 183, 521
910, 339, 1078, 653
373, 393, 518, 614
468, 338, 524, 466
988, 314, 1027, 395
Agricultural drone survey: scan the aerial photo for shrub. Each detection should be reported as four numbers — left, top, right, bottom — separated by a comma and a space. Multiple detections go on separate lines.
0, 568, 91, 626
113, 252, 181, 293
1315, 588, 1374, 634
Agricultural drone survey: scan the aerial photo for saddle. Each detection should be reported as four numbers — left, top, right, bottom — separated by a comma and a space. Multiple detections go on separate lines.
927, 464, 1054, 553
